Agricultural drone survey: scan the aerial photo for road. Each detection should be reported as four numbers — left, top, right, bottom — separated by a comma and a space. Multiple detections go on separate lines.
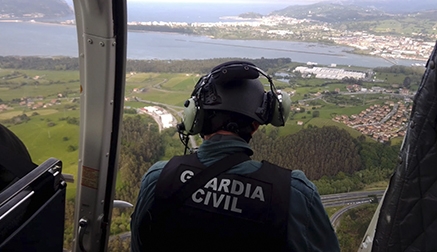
321, 190, 384, 207
324, 190, 385, 231
330, 203, 369, 230
134, 97, 198, 150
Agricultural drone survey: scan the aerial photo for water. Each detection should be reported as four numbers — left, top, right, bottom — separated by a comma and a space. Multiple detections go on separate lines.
0, 2, 427, 68
127, 2, 291, 22
60, 2, 291, 23
0, 22, 78, 58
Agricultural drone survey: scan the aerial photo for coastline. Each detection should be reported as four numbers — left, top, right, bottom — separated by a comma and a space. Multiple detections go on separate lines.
138, 28, 429, 63
348, 48, 427, 65
0, 20, 24, 23
0, 19, 74, 27
0, 19, 428, 66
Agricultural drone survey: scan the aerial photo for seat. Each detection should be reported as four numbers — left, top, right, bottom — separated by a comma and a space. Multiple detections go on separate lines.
0, 158, 66, 252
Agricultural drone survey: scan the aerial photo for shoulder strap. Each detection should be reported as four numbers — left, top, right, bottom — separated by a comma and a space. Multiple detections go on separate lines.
167, 152, 251, 208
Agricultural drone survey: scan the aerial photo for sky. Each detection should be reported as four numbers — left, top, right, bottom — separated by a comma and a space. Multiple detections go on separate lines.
64, 0, 326, 7
126, 0, 326, 4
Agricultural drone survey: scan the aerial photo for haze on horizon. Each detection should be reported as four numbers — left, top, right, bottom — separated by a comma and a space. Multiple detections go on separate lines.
62, 0, 436, 13
63, 0, 326, 6
127, 0, 325, 3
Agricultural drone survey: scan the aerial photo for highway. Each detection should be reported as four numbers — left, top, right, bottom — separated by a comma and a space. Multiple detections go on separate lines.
323, 189, 385, 230
321, 190, 384, 207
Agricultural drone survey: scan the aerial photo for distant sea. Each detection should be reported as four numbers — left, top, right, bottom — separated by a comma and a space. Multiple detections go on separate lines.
126, 2, 291, 23
0, 2, 427, 68
61, 2, 292, 22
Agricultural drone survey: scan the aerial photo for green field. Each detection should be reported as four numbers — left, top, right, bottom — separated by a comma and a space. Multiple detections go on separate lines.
6, 109, 81, 198
0, 70, 194, 199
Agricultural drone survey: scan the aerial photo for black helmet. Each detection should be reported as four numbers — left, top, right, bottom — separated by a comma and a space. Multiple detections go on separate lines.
179, 61, 291, 137
202, 77, 266, 124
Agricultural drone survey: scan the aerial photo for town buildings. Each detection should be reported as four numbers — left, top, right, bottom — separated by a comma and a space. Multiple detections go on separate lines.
294, 66, 366, 80
333, 101, 410, 143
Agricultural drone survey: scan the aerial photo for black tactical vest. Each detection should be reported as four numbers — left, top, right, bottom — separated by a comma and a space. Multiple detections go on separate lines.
148, 153, 291, 252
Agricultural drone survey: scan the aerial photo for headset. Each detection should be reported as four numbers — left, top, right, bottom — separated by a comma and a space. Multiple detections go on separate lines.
177, 61, 291, 153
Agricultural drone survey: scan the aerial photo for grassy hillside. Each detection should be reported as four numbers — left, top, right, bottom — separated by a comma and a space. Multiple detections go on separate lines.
7, 109, 80, 198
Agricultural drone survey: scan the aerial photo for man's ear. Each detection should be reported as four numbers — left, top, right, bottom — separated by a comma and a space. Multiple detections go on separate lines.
251, 121, 260, 134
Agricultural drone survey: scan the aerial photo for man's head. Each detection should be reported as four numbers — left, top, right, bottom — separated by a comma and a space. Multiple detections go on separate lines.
178, 61, 290, 142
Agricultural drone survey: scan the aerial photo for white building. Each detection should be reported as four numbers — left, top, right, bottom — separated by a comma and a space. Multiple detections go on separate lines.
160, 114, 174, 129
139, 106, 176, 130
293, 66, 365, 80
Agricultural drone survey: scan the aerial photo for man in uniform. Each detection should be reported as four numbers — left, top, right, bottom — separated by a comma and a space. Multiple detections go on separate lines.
130, 61, 339, 251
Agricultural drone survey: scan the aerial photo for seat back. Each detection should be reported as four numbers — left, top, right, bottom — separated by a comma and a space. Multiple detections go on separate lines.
0, 158, 66, 251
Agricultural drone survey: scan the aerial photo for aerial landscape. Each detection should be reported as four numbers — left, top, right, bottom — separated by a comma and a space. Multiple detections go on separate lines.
0, 0, 436, 251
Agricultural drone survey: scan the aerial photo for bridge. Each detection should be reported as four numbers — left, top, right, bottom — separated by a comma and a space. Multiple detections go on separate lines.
322, 190, 385, 230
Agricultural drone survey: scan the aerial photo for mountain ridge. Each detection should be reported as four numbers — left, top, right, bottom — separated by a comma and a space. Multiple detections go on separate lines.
0, 0, 72, 20
267, 2, 437, 23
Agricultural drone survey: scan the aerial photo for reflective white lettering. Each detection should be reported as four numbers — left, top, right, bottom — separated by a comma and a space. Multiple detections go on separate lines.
231, 197, 242, 213
187, 175, 267, 214
180, 170, 194, 183
204, 178, 218, 190
251, 186, 265, 202
224, 195, 230, 210
230, 180, 244, 195
245, 183, 251, 198
192, 189, 204, 203
218, 179, 230, 193
213, 193, 225, 208
204, 191, 212, 205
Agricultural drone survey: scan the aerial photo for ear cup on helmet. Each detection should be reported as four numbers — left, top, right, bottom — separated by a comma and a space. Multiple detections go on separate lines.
269, 90, 291, 127
181, 98, 204, 135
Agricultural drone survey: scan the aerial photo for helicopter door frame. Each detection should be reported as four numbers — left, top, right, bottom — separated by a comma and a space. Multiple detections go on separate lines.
72, 0, 127, 251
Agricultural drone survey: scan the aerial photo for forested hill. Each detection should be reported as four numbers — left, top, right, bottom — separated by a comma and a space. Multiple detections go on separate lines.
347, 0, 436, 13
270, 3, 386, 23
251, 126, 399, 180
0, 0, 72, 19
109, 119, 399, 207
269, 2, 437, 23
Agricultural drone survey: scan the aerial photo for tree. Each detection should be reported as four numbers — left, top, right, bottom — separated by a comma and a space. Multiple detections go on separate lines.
67, 145, 77, 152
252, 126, 363, 180
357, 135, 366, 143
403, 76, 411, 89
